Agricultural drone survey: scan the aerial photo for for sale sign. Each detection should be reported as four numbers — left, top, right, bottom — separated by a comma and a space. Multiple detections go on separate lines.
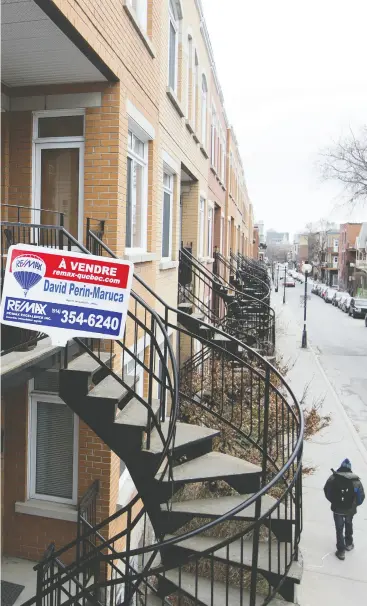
0, 244, 134, 346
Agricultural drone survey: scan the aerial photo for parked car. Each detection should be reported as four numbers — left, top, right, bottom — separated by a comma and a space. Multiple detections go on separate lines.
320, 286, 328, 299
285, 277, 296, 287
340, 294, 352, 312
349, 298, 367, 318
324, 288, 337, 303
333, 291, 349, 307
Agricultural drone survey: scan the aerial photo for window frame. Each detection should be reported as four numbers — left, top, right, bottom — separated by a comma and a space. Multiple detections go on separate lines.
192, 51, 198, 131
161, 170, 174, 261
168, 0, 179, 92
186, 35, 193, 117
199, 198, 205, 257
126, 129, 149, 253
128, 0, 148, 32
28, 383, 79, 505
32, 109, 85, 243
201, 74, 208, 146
207, 205, 213, 257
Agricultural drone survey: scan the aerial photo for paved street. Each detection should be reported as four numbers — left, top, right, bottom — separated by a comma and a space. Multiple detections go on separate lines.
272, 283, 367, 606
279, 281, 367, 447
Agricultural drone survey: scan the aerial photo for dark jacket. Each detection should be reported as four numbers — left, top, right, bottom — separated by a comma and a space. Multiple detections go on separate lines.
324, 465, 365, 515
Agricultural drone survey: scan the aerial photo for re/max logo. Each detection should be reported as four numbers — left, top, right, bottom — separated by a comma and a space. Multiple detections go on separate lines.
6, 299, 47, 315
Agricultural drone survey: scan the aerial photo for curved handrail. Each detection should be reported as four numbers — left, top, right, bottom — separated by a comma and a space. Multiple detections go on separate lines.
12, 221, 303, 606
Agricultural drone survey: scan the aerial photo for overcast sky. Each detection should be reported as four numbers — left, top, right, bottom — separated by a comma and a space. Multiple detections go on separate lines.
201, 0, 367, 238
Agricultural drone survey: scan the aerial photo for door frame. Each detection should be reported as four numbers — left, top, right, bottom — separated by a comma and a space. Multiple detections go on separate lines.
32, 110, 85, 242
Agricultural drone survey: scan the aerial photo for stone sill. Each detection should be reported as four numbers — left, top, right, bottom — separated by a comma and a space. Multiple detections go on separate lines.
15, 499, 77, 522
193, 133, 200, 144
185, 119, 194, 134
124, 251, 158, 264
159, 260, 179, 271
166, 87, 185, 117
200, 145, 209, 159
123, 3, 156, 58
210, 165, 217, 175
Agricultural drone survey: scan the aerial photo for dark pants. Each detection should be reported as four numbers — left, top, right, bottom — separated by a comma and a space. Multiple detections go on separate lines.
333, 513, 354, 552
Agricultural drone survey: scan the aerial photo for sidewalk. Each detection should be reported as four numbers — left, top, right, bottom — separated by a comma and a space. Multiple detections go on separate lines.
273, 290, 367, 606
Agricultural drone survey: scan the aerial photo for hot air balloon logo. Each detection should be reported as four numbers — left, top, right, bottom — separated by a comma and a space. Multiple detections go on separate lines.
12, 254, 46, 297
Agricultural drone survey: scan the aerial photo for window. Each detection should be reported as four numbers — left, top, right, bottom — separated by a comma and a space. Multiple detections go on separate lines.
221, 216, 225, 253
221, 139, 226, 183
186, 36, 192, 116
199, 198, 205, 257
211, 107, 216, 166
334, 256, 338, 264
126, 130, 147, 250
162, 171, 173, 259
192, 52, 198, 130
128, 0, 148, 31
207, 206, 213, 257
168, 0, 179, 91
201, 75, 208, 145
29, 377, 78, 504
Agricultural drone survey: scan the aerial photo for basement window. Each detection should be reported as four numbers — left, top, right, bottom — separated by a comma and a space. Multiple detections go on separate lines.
29, 376, 78, 505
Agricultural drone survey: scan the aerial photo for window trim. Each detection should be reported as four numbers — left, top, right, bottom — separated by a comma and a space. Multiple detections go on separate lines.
168, 1, 179, 93
199, 198, 205, 257
32, 110, 85, 243
126, 130, 149, 253
161, 170, 174, 261
127, 0, 147, 33
201, 74, 208, 146
28, 384, 79, 506
207, 205, 213, 257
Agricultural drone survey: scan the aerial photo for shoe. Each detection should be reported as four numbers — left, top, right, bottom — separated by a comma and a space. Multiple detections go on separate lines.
345, 544, 354, 551
335, 550, 345, 560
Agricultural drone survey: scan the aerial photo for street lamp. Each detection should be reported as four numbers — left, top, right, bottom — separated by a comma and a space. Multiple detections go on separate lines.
283, 264, 287, 304
301, 262, 312, 348
275, 263, 279, 292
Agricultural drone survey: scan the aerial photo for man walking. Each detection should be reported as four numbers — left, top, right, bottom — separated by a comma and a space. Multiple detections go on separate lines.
324, 458, 365, 560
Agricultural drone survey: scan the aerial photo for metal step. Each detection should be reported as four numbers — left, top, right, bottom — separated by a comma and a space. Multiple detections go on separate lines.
147, 422, 220, 455
87, 374, 136, 407
115, 397, 160, 428
156, 452, 261, 487
159, 570, 295, 606
164, 534, 302, 582
67, 351, 111, 374
161, 493, 286, 521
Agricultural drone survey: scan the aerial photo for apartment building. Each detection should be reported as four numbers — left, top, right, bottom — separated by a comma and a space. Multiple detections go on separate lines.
338, 222, 362, 293
325, 229, 340, 286
1, 0, 257, 597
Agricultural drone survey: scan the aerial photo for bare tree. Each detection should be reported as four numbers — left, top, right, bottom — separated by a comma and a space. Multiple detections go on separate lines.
305, 219, 334, 278
266, 242, 292, 263
320, 128, 367, 208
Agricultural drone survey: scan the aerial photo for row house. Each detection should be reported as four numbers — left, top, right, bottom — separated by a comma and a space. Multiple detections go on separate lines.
1, 1, 302, 605
323, 228, 340, 287
355, 222, 367, 296
338, 223, 362, 293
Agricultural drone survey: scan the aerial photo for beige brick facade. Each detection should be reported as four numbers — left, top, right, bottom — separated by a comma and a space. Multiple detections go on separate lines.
1, 0, 257, 562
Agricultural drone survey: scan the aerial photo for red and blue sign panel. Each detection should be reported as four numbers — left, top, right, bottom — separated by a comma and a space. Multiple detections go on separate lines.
0, 245, 134, 346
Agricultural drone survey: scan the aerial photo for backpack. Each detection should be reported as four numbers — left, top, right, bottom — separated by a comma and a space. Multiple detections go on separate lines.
330, 470, 356, 509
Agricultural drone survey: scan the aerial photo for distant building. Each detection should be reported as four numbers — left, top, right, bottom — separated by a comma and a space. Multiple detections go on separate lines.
253, 226, 260, 260
266, 229, 289, 245
338, 223, 362, 292
355, 223, 367, 296
293, 233, 309, 268
255, 220, 265, 245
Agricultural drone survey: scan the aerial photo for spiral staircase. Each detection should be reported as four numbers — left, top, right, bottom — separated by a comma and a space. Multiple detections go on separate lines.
0, 215, 303, 606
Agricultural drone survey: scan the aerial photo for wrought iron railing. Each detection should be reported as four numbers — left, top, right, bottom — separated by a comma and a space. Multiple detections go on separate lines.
2, 218, 303, 606
76, 232, 304, 605
214, 251, 276, 352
